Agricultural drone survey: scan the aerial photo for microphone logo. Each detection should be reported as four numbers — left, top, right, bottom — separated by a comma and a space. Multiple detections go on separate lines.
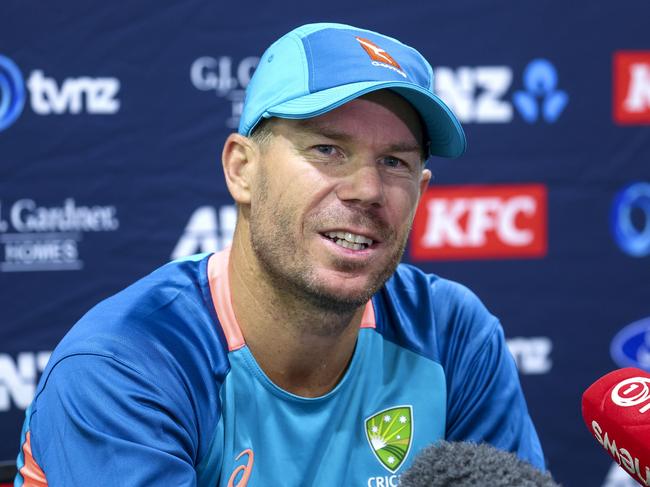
611, 377, 650, 413
0, 55, 26, 132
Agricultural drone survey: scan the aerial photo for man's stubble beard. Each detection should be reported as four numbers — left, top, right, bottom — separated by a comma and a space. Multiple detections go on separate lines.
248, 169, 410, 323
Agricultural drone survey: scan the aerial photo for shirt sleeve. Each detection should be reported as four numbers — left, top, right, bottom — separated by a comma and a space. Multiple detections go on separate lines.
15, 354, 199, 486
438, 282, 545, 470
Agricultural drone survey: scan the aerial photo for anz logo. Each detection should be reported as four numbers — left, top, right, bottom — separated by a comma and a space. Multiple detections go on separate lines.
512, 59, 568, 123
0, 352, 51, 411
172, 205, 237, 259
434, 58, 568, 124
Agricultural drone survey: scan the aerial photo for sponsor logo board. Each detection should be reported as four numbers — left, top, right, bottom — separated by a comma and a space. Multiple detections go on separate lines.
611, 317, 650, 370
0, 55, 120, 132
506, 337, 553, 374
190, 56, 259, 129
191, 56, 567, 129
611, 182, 650, 258
435, 59, 568, 124
614, 51, 650, 125
0, 352, 51, 411
410, 184, 547, 261
602, 461, 643, 487
171, 204, 236, 259
0, 55, 26, 131
0, 198, 119, 272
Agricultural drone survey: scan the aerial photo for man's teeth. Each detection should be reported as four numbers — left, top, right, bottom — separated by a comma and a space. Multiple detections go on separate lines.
324, 231, 373, 250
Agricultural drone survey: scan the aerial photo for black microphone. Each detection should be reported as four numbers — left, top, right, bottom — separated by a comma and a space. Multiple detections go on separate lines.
399, 441, 560, 487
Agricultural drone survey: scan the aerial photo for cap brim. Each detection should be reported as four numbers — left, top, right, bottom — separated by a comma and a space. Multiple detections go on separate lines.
264, 81, 466, 159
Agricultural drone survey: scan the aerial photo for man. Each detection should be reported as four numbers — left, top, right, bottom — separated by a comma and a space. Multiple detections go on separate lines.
16, 23, 543, 486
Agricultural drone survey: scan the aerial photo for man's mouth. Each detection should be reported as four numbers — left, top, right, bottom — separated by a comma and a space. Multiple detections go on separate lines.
323, 231, 374, 251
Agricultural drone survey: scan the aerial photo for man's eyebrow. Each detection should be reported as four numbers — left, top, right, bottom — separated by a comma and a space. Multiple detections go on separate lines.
383, 142, 423, 154
294, 120, 423, 154
294, 119, 352, 142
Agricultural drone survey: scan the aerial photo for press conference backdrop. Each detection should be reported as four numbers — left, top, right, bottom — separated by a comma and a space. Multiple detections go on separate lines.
1, 1, 649, 485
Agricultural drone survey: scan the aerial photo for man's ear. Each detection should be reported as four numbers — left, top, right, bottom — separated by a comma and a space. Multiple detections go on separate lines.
418, 168, 432, 198
222, 133, 259, 205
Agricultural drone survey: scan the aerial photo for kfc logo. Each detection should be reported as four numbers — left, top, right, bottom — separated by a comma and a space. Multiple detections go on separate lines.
410, 184, 547, 260
614, 51, 650, 125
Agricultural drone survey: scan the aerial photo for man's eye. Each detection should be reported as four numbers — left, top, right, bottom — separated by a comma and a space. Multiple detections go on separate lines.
314, 145, 337, 156
382, 156, 405, 168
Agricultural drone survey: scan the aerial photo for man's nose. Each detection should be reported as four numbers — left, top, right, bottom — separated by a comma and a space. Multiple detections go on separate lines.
335, 161, 385, 208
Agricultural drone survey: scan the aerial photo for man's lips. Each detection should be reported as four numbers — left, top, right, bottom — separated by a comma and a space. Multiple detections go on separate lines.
319, 228, 383, 245
317, 229, 385, 254
319, 234, 377, 255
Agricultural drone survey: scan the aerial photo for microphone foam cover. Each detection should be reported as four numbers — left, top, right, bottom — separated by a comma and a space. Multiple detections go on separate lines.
399, 441, 560, 487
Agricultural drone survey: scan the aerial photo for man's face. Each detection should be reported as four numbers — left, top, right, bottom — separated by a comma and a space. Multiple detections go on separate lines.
247, 90, 431, 312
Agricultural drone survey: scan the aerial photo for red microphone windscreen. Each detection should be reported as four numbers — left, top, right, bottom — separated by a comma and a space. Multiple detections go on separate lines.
582, 367, 650, 486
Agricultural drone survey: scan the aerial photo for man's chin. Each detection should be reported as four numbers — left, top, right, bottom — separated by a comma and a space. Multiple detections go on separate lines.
303, 289, 371, 314
302, 274, 380, 311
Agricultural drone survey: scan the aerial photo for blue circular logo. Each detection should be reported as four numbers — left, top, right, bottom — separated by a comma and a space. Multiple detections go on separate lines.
611, 182, 650, 257
611, 317, 650, 370
0, 55, 26, 132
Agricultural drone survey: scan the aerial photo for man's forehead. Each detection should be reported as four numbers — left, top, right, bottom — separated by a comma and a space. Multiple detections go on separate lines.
285, 93, 426, 152
291, 118, 420, 150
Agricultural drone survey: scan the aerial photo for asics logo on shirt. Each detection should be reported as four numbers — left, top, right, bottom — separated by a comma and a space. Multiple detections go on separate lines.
227, 448, 255, 487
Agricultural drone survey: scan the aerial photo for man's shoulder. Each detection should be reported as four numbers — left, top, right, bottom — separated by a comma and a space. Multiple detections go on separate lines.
386, 262, 487, 314
28, 254, 229, 470
107, 252, 212, 312
78, 253, 213, 335
44, 253, 229, 387
375, 262, 500, 363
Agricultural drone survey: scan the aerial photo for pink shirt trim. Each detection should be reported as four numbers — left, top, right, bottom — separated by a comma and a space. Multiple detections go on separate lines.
207, 248, 376, 352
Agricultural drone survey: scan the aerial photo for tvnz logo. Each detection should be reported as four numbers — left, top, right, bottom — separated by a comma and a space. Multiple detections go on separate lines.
0, 55, 26, 132
0, 54, 120, 132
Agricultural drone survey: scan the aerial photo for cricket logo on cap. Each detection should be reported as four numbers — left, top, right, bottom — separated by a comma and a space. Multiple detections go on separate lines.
365, 405, 413, 472
355, 37, 407, 78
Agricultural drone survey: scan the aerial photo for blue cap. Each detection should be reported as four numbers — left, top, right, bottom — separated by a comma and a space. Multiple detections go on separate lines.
239, 23, 466, 158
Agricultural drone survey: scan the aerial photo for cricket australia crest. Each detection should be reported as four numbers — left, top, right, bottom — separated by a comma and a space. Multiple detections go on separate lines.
364, 405, 413, 473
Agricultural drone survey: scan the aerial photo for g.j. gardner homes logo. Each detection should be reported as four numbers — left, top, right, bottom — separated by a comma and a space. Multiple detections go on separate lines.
365, 405, 413, 473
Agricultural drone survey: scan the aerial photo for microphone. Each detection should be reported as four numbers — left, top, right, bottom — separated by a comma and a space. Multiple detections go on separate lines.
582, 367, 650, 486
399, 441, 560, 487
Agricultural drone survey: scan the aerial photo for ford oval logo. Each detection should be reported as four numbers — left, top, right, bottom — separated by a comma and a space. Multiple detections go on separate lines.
611, 317, 650, 370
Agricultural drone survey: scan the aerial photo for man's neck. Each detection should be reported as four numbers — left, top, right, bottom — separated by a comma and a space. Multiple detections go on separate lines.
226, 234, 365, 398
